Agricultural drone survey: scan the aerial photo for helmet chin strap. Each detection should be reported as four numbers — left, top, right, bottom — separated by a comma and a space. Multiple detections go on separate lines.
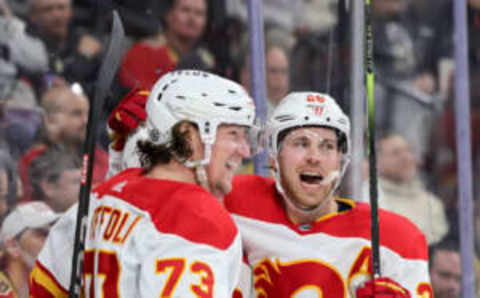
184, 142, 213, 195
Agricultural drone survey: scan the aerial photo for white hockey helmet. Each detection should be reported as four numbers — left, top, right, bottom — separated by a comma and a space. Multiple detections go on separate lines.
145, 70, 256, 166
265, 92, 351, 161
265, 92, 351, 219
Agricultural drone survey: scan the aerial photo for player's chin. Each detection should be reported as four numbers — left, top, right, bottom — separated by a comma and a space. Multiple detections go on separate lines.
294, 193, 328, 210
212, 180, 233, 198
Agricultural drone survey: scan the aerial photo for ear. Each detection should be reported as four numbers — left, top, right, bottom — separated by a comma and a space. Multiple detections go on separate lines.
4, 238, 21, 258
180, 123, 204, 161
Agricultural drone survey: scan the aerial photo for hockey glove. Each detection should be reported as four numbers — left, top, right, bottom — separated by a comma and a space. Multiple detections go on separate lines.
108, 89, 149, 151
355, 277, 411, 298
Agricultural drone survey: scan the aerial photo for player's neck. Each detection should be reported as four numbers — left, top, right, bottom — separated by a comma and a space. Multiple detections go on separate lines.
287, 199, 339, 225
165, 31, 196, 57
146, 160, 196, 185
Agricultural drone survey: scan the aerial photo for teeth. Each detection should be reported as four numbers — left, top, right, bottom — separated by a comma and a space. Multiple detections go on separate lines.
226, 161, 239, 170
301, 172, 321, 176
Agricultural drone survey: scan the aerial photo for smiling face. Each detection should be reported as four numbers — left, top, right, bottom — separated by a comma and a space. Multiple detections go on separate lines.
206, 124, 251, 197
277, 127, 342, 217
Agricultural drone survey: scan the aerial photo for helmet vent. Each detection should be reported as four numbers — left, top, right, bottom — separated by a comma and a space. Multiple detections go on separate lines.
202, 93, 207, 97
228, 89, 237, 94
326, 117, 331, 122
275, 115, 295, 122
157, 93, 162, 101
229, 106, 241, 111
213, 102, 226, 107
304, 116, 309, 120
162, 84, 169, 91
176, 95, 186, 100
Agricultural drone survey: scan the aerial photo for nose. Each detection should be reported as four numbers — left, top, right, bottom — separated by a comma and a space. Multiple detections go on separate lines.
305, 146, 322, 164
237, 138, 251, 158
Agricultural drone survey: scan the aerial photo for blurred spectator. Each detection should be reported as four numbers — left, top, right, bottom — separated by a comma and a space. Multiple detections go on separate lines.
370, 0, 441, 163
0, 201, 59, 298
29, 148, 80, 212
361, 133, 449, 244
290, 32, 349, 106
5, 0, 28, 20
238, 42, 290, 116
18, 85, 108, 202
118, 0, 214, 90
429, 240, 462, 298
372, 0, 435, 87
429, 0, 480, 72
1, 107, 43, 160
225, 0, 302, 35
0, 0, 47, 113
0, 0, 48, 75
26, 0, 103, 96
430, 69, 480, 238
0, 149, 18, 222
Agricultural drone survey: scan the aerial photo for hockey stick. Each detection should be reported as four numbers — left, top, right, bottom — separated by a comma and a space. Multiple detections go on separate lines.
364, 0, 381, 278
68, 11, 124, 298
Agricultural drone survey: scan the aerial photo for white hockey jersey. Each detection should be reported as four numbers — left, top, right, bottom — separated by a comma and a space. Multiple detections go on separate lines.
224, 175, 433, 298
31, 168, 242, 298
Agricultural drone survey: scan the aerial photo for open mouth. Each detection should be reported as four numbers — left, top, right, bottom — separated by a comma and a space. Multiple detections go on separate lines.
299, 173, 324, 185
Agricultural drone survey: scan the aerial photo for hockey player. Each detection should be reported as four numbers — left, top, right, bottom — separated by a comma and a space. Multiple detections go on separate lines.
29, 70, 256, 297
223, 92, 433, 297
32, 87, 431, 297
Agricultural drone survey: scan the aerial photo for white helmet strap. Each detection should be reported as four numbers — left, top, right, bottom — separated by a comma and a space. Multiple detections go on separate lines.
274, 155, 350, 223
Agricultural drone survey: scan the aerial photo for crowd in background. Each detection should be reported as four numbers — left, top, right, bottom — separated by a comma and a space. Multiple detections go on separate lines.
0, 0, 479, 297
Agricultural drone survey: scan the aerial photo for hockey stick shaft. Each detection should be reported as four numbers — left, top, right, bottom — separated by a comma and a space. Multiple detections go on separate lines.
364, 0, 381, 277
69, 11, 124, 298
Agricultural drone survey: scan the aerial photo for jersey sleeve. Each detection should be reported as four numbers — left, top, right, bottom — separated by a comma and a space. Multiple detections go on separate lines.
30, 204, 77, 297
376, 210, 433, 297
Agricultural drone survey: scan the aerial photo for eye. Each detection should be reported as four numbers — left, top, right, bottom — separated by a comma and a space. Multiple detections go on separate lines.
320, 140, 338, 152
293, 138, 309, 148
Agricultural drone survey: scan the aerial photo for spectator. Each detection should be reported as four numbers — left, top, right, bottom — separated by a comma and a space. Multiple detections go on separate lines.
370, 0, 441, 162
429, 240, 462, 298
289, 26, 350, 109
362, 133, 449, 244
238, 42, 290, 116
429, 69, 480, 237
0, 0, 46, 116
29, 148, 80, 212
118, 0, 213, 90
1, 0, 48, 76
26, 0, 103, 96
0, 149, 18, 222
18, 85, 108, 202
1, 107, 43, 160
225, 0, 302, 35
0, 201, 59, 298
